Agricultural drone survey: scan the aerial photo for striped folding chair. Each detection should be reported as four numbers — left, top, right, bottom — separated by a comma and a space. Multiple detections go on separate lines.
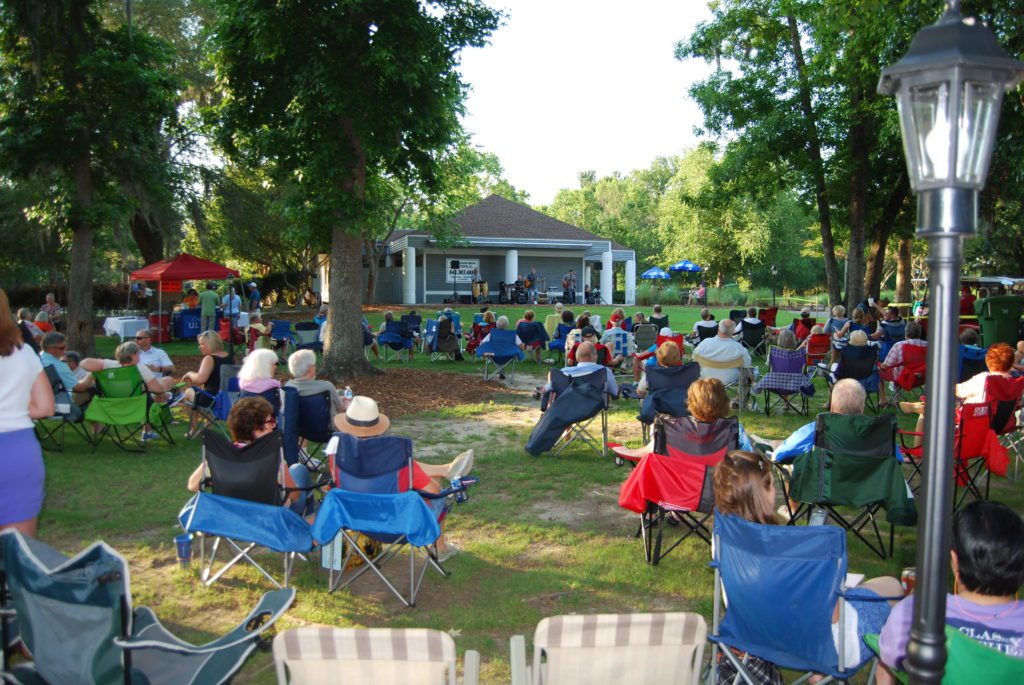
273, 627, 479, 685
510, 612, 706, 685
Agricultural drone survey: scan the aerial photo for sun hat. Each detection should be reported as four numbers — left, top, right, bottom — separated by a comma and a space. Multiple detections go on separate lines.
333, 395, 391, 436
581, 325, 598, 338
554, 302, 563, 312
659, 326, 674, 337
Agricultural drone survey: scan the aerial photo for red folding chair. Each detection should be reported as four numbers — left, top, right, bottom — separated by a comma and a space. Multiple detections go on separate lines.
803, 333, 831, 377
618, 416, 739, 564
898, 401, 1009, 507
985, 375, 1024, 481
757, 307, 778, 327
793, 317, 816, 342
880, 342, 927, 404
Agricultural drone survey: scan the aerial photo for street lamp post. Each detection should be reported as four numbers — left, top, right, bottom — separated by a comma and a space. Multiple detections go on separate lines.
770, 264, 778, 309
877, 2, 1024, 683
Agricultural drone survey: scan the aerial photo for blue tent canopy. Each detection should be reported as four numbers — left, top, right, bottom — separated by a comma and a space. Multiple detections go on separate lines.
641, 267, 671, 280
669, 259, 702, 273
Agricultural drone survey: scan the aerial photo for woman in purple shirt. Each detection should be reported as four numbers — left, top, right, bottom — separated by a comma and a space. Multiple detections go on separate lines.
877, 501, 1024, 683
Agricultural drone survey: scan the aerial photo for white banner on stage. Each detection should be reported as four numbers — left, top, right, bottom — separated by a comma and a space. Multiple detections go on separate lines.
446, 258, 479, 284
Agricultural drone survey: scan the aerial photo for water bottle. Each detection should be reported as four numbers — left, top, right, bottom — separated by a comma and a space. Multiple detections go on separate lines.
810, 507, 828, 526
343, 386, 353, 401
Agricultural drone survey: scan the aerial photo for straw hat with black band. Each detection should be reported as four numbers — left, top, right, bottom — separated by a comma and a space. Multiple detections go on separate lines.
333, 395, 390, 437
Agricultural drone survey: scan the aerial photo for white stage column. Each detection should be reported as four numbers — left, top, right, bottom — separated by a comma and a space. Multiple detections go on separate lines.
625, 259, 637, 305
403, 246, 416, 305
600, 250, 614, 304
584, 265, 592, 296
505, 249, 519, 285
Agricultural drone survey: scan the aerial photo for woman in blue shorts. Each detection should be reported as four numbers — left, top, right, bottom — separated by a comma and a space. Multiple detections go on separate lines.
0, 288, 55, 537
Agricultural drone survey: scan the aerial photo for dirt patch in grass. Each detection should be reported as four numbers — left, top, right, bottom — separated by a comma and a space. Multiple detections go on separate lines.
527, 484, 635, 533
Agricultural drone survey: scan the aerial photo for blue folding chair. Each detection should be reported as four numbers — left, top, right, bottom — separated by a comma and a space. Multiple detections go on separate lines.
515, 320, 550, 363
282, 386, 334, 482
476, 328, 525, 382
378, 320, 413, 362
179, 430, 316, 588
958, 343, 987, 382
637, 362, 701, 443
315, 433, 476, 606
547, 322, 575, 364
710, 511, 894, 684
270, 319, 296, 361
293, 320, 322, 352
1, 530, 295, 685
878, 320, 906, 360
239, 386, 282, 420
826, 345, 881, 412
187, 363, 241, 440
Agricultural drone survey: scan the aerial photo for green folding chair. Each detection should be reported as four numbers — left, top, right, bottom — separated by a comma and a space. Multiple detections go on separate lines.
865, 626, 1024, 684
787, 413, 917, 559
84, 365, 173, 452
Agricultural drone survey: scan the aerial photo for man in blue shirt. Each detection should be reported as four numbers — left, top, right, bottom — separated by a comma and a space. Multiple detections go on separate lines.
221, 286, 242, 322
246, 281, 261, 313
39, 331, 91, 404
536, 341, 618, 400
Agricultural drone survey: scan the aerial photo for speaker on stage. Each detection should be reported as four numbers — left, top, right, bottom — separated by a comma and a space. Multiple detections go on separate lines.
458, 294, 472, 304
593, 261, 602, 271
451, 260, 460, 269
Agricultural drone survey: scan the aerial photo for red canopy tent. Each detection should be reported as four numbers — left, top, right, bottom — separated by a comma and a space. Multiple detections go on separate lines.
129, 254, 240, 341
130, 253, 239, 283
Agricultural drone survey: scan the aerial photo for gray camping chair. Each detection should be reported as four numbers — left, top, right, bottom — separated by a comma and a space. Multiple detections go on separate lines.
0, 529, 294, 685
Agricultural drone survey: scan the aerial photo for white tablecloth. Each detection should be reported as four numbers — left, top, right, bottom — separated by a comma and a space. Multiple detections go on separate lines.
103, 317, 150, 340
222, 311, 249, 328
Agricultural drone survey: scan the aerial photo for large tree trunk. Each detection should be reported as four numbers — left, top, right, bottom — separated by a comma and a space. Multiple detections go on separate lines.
895, 236, 914, 304
67, 155, 95, 355
321, 228, 378, 381
845, 88, 869, 309
864, 174, 909, 298
787, 14, 841, 307
129, 210, 165, 265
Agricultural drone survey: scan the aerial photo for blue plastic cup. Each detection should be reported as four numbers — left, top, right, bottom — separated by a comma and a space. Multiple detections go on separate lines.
175, 533, 193, 567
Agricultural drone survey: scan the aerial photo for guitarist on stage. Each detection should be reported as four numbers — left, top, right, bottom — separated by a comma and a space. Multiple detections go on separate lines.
561, 269, 577, 305
525, 267, 538, 304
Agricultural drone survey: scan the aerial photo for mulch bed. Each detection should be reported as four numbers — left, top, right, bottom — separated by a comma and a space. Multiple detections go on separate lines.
170, 352, 503, 419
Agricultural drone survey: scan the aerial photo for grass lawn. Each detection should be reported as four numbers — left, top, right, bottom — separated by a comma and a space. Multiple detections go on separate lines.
34, 316, 1024, 683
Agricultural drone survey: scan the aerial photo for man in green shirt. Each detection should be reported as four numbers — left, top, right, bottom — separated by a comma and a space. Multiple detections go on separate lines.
198, 282, 220, 334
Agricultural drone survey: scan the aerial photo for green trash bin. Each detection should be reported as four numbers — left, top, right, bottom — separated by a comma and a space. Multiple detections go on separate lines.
976, 295, 1023, 347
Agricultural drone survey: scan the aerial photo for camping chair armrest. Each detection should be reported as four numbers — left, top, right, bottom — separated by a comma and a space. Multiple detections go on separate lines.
510, 634, 529, 685
419, 476, 479, 500
897, 430, 922, 448
838, 587, 904, 603
115, 588, 295, 654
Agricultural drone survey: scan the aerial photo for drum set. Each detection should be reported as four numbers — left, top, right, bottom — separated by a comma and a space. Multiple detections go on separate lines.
498, 280, 529, 304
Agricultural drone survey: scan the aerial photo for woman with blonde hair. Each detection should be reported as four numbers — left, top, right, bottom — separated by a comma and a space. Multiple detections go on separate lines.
0, 288, 55, 537
182, 330, 232, 432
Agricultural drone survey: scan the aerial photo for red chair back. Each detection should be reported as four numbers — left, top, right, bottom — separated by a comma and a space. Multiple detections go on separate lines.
895, 343, 927, 390
793, 317, 816, 341
954, 401, 1009, 481
655, 334, 685, 354
985, 375, 1024, 435
804, 333, 831, 365
757, 307, 778, 327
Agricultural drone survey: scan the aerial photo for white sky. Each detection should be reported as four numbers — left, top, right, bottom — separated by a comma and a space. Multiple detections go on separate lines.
458, 1, 715, 206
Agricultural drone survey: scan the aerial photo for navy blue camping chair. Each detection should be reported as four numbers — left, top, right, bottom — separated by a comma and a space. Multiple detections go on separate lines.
1, 530, 294, 685
878, 320, 906, 360
187, 363, 241, 440
293, 321, 322, 352
710, 511, 893, 683
401, 314, 422, 337
422, 318, 439, 354
239, 386, 282, 420
827, 344, 881, 412
547, 323, 575, 364
178, 430, 316, 588
527, 368, 611, 458
958, 344, 987, 383
476, 328, 525, 382
270, 320, 296, 361
282, 386, 334, 483
315, 433, 475, 606
637, 362, 701, 444
516, 320, 550, 362
378, 320, 413, 362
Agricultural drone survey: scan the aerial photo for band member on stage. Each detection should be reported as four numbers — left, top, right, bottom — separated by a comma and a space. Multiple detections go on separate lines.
526, 267, 538, 303
562, 269, 577, 305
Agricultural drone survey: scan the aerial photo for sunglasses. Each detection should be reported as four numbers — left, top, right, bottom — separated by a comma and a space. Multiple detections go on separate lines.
264, 416, 277, 426
135, 336, 149, 341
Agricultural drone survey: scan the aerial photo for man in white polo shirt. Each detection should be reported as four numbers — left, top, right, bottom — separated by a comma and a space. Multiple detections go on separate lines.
693, 319, 755, 406
134, 328, 174, 378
